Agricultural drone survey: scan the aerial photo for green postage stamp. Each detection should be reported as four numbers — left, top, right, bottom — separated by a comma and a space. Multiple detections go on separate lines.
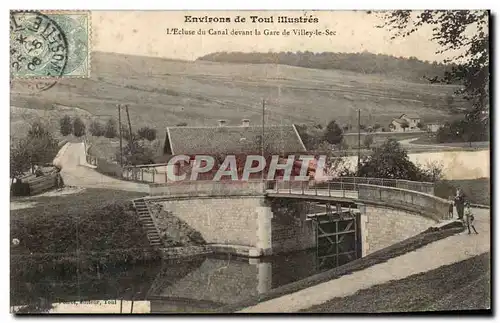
10, 10, 90, 78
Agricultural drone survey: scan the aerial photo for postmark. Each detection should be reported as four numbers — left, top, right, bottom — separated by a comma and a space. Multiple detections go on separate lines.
10, 10, 90, 80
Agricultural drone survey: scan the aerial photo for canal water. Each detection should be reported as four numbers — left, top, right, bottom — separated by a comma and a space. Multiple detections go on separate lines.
11, 245, 360, 313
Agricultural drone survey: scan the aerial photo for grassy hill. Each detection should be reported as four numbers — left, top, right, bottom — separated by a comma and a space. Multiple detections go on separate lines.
11, 51, 462, 143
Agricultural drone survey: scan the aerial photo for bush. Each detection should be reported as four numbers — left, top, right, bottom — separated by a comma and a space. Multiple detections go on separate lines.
137, 126, 157, 141
72, 117, 86, 137
176, 122, 188, 127
59, 115, 72, 136
364, 134, 374, 148
89, 120, 104, 137
11, 121, 58, 177
357, 138, 438, 181
324, 120, 343, 145
104, 119, 117, 138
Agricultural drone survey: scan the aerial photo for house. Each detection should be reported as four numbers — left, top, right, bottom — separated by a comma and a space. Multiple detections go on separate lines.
160, 119, 310, 180
389, 114, 421, 132
425, 123, 442, 133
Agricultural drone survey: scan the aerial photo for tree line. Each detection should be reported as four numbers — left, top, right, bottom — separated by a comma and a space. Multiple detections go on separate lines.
197, 50, 455, 83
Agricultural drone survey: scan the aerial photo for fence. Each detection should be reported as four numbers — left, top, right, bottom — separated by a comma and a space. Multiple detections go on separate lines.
122, 164, 169, 183
268, 177, 435, 196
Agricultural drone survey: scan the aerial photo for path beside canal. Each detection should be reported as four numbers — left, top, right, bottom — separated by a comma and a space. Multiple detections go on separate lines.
239, 208, 490, 313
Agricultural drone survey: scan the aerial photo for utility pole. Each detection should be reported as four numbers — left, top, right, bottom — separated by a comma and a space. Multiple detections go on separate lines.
118, 104, 123, 167
261, 99, 265, 158
357, 108, 361, 173
125, 105, 134, 153
261, 99, 265, 182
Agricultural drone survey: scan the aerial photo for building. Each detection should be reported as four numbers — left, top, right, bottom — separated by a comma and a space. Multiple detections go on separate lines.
425, 123, 442, 133
389, 114, 421, 132
160, 119, 310, 180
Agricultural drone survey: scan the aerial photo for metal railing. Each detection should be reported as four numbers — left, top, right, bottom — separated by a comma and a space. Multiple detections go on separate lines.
266, 177, 435, 197
122, 163, 169, 183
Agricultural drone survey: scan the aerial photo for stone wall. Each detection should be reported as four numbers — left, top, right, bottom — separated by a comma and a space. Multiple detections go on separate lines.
149, 181, 265, 197
272, 220, 315, 254
269, 199, 315, 254
358, 202, 437, 255
149, 196, 271, 256
358, 184, 451, 221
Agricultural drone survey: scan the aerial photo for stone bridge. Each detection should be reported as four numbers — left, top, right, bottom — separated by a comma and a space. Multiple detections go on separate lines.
143, 177, 452, 258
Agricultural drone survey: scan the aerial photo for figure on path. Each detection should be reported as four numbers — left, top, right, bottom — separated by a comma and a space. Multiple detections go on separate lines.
454, 188, 465, 220
464, 201, 479, 234
448, 195, 454, 219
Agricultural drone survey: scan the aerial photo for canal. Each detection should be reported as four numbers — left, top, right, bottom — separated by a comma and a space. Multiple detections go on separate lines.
11, 239, 360, 313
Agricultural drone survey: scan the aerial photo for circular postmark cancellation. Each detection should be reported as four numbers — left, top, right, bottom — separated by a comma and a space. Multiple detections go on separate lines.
10, 11, 69, 92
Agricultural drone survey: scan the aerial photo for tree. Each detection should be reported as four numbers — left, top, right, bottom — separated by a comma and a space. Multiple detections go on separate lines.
89, 120, 104, 137
376, 10, 489, 138
373, 123, 382, 131
10, 141, 29, 179
357, 138, 433, 181
401, 121, 409, 132
118, 140, 155, 166
416, 121, 425, 130
59, 115, 72, 136
137, 126, 157, 141
364, 135, 374, 149
72, 117, 86, 137
323, 120, 343, 145
19, 121, 58, 173
104, 120, 117, 138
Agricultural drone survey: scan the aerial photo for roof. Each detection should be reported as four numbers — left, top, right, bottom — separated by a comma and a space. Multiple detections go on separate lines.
392, 118, 408, 125
400, 113, 420, 120
165, 124, 307, 155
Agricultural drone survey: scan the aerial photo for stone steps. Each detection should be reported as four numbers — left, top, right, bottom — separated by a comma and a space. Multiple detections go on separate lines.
133, 198, 161, 247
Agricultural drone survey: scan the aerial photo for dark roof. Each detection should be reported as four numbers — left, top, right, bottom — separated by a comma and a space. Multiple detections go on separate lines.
165, 125, 307, 155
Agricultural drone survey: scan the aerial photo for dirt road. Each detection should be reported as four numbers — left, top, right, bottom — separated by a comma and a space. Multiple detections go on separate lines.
55, 142, 149, 193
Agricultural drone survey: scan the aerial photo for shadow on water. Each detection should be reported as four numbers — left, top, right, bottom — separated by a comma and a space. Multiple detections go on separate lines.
11, 239, 360, 313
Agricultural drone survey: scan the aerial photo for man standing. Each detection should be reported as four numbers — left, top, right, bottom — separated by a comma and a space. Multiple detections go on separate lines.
454, 188, 465, 220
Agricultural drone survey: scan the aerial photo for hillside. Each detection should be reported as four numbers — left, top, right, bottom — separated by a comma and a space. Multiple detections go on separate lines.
11, 52, 464, 142
197, 51, 455, 84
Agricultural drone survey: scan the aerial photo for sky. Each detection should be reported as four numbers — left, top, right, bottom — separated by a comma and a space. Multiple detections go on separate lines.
91, 11, 453, 62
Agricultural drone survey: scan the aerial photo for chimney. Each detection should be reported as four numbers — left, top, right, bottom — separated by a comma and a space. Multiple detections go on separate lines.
217, 119, 227, 127
241, 119, 250, 127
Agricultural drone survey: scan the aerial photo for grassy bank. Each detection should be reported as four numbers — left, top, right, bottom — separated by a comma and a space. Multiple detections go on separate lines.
11, 188, 152, 260
435, 178, 490, 206
302, 252, 491, 313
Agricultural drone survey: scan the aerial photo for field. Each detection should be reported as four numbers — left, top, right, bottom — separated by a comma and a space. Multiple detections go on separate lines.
11, 52, 459, 145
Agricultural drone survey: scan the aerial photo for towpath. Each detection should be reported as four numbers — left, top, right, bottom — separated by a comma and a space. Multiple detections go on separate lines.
239, 207, 490, 313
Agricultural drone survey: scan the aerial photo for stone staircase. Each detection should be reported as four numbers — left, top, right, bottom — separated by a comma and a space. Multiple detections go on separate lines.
133, 198, 162, 247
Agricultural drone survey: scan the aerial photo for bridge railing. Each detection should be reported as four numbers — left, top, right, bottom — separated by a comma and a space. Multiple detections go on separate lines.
267, 177, 435, 196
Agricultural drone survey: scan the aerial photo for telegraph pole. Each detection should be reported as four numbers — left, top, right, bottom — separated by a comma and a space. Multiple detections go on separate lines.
118, 104, 123, 167
357, 108, 361, 173
261, 99, 265, 182
261, 99, 265, 158
125, 105, 134, 153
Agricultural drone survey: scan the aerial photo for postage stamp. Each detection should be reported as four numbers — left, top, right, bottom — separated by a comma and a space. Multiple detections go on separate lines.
10, 10, 90, 79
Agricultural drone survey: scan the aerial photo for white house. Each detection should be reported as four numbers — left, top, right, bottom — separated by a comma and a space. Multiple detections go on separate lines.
389, 114, 421, 132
